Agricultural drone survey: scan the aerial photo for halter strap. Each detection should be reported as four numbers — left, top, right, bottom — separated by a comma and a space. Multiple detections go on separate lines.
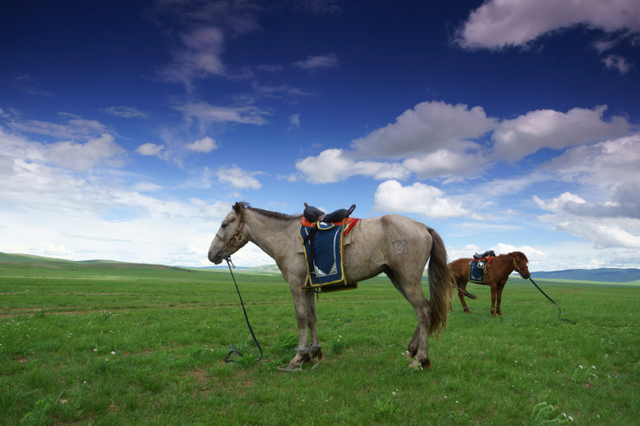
223, 215, 245, 255
512, 256, 522, 274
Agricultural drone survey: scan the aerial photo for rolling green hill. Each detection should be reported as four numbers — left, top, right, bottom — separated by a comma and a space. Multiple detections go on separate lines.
3, 252, 640, 282
531, 268, 640, 283
0, 251, 212, 281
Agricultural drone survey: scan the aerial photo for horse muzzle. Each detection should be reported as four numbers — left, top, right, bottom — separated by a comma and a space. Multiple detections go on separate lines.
208, 249, 228, 265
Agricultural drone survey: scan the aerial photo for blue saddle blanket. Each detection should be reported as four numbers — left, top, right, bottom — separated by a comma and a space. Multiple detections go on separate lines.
469, 259, 487, 283
300, 223, 345, 287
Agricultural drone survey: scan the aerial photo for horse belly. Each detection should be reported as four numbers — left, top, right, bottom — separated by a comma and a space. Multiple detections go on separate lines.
343, 244, 387, 282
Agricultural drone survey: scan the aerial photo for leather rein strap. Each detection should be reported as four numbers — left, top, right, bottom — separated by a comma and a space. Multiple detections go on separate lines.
219, 212, 263, 363
512, 255, 576, 324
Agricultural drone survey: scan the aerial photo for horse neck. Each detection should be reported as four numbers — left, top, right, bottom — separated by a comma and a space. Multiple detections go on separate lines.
243, 209, 299, 261
492, 254, 515, 275
503, 254, 516, 273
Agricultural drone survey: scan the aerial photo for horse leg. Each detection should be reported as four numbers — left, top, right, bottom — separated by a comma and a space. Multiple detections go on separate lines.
490, 284, 498, 317
457, 279, 472, 314
389, 277, 419, 357
388, 272, 432, 368
286, 284, 320, 369
496, 282, 505, 316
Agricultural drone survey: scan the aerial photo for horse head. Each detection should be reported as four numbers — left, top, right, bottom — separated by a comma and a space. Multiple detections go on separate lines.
208, 202, 250, 264
511, 251, 530, 279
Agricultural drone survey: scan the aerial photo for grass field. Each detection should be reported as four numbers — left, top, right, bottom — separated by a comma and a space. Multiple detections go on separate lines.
1, 258, 639, 425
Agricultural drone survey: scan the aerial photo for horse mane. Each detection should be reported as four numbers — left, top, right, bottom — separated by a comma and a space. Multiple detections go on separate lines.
236, 202, 302, 221
500, 251, 529, 262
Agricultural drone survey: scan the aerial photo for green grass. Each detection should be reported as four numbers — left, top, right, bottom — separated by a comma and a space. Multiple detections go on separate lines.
1, 261, 639, 425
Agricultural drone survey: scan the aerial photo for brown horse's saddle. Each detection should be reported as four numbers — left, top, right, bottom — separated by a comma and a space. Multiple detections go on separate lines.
473, 250, 495, 261
471, 251, 495, 275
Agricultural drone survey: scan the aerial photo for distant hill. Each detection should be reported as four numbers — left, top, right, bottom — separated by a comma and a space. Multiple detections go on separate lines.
531, 268, 640, 283
3, 252, 639, 282
0, 251, 187, 272
245, 264, 281, 274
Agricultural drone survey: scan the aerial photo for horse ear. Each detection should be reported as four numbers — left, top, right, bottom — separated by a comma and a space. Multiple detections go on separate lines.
233, 202, 244, 214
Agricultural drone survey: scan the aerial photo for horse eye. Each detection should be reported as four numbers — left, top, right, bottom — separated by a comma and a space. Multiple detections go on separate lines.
220, 223, 228, 229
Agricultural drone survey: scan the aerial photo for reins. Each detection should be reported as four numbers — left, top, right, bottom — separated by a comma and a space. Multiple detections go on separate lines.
527, 276, 576, 324
222, 256, 263, 363
512, 257, 575, 324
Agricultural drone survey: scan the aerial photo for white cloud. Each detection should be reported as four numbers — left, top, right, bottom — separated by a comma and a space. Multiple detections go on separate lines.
528, 133, 640, 249
542, 134, 640, 189
216, 165, 262, 189
0, 127, 125, 171
351, 101, 495, 159
603, 54, 634, 74
200, 200, 231, 219
403, 150, 486, 180
289, 113, 301, 128
102, 106, 149, 119
492, 106, 632, 161
296, 101, 498, 183
136, 143, 166, 157
11, 75, 53, 97
160, 26, 226, 86
593, 38, 620, 54
295, 102, 637, 184
294, 53, 338, 71
295, 148, 410, 184
0, 128, 46, 162
534, 192, 640, 248
0, 154, 237, 265
456, 0, 640, 50
492, 243, 545, 259
373, 180, 468, 219
34, 241, 72, 257
187, 136, 218, 153
44, 134, 126, 171
151, 1, 262, 88
175, 101, 270, 125
9, 117, 111, 139
133, 182, 163, 192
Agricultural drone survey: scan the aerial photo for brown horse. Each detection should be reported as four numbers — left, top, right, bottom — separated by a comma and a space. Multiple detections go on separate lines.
448, 252, 530, 316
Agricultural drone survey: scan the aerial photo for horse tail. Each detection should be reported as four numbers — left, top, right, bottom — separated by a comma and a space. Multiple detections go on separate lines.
449, 259, 477, 299
426, 227, 455, 336
456, 286, 478, 300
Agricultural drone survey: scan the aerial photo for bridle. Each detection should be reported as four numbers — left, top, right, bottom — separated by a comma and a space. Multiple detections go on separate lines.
217, 214, 246, 258
512, 255, 527, 276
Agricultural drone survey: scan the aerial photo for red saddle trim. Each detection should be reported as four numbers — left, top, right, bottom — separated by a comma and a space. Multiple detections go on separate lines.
477, 256, 494, 268
300, 217, 359, 234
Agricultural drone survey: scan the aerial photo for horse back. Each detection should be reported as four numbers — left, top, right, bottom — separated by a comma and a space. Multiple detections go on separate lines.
448, 257, 471, 279
342, 214, 433, 280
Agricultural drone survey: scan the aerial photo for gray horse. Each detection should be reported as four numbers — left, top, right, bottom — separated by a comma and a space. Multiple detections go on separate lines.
208, 202, 454, 370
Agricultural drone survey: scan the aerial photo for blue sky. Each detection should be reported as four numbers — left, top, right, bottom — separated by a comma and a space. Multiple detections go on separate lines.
1, 0, 639, 271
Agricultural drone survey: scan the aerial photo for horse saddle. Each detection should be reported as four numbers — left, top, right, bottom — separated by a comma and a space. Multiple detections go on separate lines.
473, 250, 495, 260
303, 203, 356, 224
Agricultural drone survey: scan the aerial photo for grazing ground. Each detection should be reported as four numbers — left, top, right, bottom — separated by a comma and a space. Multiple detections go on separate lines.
1, 259, 639, 425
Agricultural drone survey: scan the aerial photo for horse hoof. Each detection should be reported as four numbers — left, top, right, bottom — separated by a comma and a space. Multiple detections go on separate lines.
408, 358, 432, 370
310, 347, 323, 360
286, 362, 300, 371
464, 310, 472, 314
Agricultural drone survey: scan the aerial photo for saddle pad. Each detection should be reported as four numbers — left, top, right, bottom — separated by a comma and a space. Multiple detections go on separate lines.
469, 259, 486, 284
300, 224, 348, 288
